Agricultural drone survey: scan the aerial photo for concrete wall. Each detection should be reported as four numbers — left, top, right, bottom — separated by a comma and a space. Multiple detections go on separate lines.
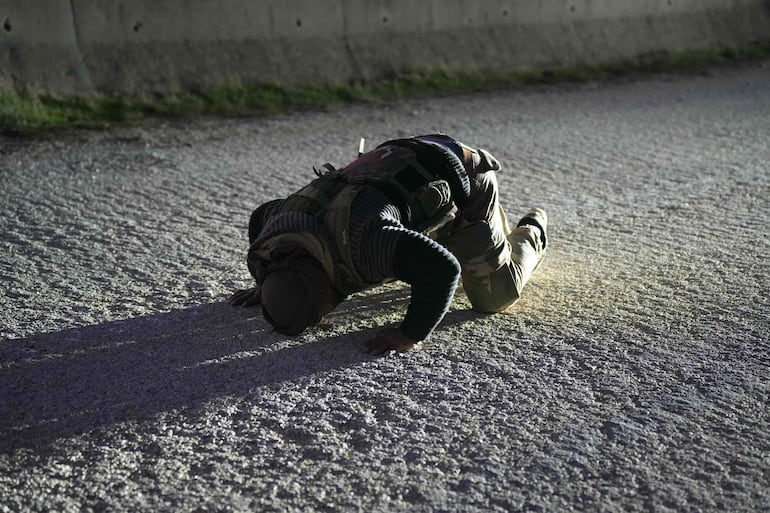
1, 0, 769, 96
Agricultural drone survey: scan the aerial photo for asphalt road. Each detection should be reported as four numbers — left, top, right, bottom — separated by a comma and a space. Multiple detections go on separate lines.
1, 61, 769, 512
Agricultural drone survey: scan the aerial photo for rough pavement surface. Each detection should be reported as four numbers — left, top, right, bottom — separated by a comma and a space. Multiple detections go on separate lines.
1, 61, 769, 512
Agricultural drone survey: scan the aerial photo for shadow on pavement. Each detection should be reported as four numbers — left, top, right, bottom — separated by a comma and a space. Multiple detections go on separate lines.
0, 299, 384, 453
0, 285, 487, 453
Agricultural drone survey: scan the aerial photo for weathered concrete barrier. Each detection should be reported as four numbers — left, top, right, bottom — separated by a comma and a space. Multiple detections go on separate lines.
1, 0, 769, 96
0, 0, 92, 95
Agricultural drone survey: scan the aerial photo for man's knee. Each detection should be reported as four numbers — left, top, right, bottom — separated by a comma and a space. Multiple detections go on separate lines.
462, 262, 523, 313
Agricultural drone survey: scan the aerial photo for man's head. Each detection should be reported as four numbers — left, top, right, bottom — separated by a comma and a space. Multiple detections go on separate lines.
260, 248, 341, 335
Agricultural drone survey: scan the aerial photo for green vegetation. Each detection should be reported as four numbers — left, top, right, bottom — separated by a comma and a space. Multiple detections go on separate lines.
2, 41, 769, 134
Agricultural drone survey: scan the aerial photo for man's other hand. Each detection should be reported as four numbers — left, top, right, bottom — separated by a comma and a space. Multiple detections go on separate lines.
229, 286, 261, 307
364, 328, 420, 356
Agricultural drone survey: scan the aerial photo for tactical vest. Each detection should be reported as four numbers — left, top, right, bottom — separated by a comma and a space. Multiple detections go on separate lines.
265, 144, 462, 289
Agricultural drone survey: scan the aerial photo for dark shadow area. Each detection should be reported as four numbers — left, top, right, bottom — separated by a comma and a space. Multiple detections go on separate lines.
0, 286, 486, 453
0, 298, 381, 453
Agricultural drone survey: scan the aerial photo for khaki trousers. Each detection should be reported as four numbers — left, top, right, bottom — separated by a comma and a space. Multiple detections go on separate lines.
442, 171, 545, 313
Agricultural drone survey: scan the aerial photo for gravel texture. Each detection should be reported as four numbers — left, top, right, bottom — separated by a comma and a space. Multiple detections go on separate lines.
1, 61, 769, 512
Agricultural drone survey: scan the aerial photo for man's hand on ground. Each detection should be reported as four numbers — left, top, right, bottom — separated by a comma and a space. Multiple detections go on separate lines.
228, 286, 261, 307
364, 328, 420, 356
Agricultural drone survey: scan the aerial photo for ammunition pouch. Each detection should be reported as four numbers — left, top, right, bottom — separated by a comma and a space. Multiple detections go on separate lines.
410, 179, 457, 239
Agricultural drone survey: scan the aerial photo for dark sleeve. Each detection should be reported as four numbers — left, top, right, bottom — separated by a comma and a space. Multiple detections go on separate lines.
387, 226, 461, 341
248, 199, 283, 244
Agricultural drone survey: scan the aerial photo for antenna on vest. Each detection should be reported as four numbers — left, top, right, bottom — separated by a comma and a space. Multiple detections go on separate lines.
358, 137, 366, 157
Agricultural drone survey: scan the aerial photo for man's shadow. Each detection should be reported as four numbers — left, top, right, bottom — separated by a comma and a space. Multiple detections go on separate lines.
1, 287, 483, 453
0, 289, 398, 453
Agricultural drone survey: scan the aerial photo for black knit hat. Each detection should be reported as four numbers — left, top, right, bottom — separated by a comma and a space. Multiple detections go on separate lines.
260, 252, 327, 335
